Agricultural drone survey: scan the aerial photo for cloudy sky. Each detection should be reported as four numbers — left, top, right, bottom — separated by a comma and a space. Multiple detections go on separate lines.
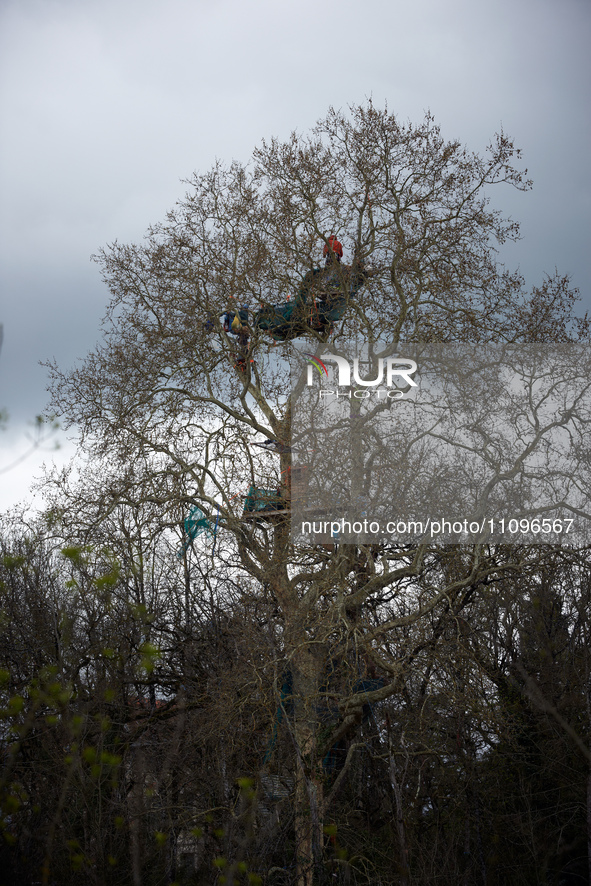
1, 0, 589, 511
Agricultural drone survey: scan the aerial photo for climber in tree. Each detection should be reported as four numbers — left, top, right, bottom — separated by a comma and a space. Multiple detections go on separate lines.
323, 234, 343, 263
221, 304, 251, 370
219, 237, 373, 348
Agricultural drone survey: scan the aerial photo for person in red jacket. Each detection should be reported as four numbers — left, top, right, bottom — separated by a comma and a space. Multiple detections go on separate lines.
323, 235, 343, 264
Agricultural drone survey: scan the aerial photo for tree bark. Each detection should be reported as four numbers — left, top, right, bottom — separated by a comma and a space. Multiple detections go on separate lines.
290, 639, 326, 886
389, 749, 410, 886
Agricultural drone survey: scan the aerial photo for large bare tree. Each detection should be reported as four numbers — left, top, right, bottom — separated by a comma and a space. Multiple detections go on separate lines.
41, 102, 590, 885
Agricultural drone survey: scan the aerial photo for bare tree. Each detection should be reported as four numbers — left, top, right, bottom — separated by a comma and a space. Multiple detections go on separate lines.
39, 102, 591, 885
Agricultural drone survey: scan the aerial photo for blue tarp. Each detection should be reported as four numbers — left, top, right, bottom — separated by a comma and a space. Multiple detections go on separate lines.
177, 505, 211, 558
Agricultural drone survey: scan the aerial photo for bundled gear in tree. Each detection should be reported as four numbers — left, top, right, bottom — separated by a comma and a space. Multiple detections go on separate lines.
255, 237, 366, 341
211, 239, 374, 374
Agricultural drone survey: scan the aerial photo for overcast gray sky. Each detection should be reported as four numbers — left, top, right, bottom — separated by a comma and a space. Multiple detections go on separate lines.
1, 0, 589, 511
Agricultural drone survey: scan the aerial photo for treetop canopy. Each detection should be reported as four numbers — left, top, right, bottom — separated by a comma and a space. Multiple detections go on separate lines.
47, 102, 585, 493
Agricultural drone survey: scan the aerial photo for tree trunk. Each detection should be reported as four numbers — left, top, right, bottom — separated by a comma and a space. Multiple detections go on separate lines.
294, 742, 324, 886
291, 640, 326, 886
128, 742, 145, 886
389, 751, 410, 886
